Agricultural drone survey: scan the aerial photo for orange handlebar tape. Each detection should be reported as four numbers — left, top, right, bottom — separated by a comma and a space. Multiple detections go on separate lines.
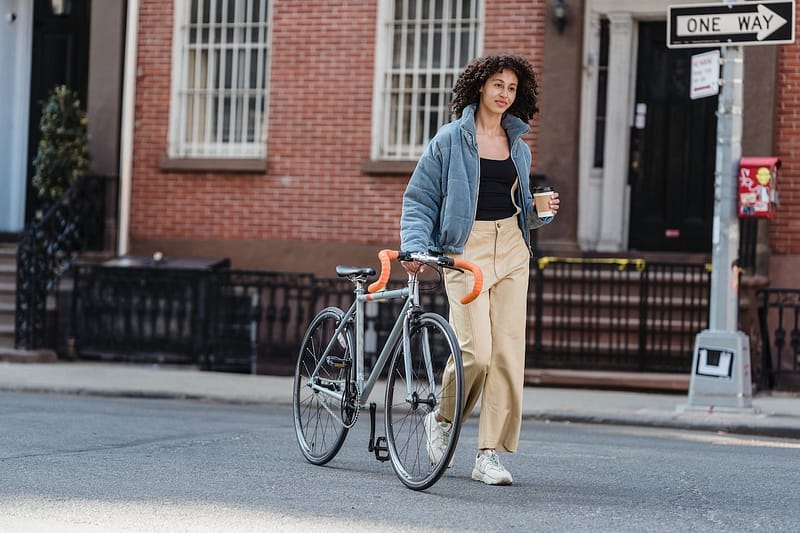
367, 250, 483, 305
367, 249, 398, 294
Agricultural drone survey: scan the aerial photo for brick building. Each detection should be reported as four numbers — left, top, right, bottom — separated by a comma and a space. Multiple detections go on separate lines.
118, 0, 799, 284
126, 0, 548, 276
3, 0, 797, 278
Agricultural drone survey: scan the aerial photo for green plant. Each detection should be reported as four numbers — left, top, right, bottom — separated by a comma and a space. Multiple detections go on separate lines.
32, 85, 91, 201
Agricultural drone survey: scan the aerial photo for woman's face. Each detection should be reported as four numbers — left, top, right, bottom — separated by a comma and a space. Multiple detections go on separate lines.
479, 68, 518, 115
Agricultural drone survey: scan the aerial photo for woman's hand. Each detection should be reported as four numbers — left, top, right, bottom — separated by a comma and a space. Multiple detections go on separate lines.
401, 260, 426, 275
548, 191, 560, 217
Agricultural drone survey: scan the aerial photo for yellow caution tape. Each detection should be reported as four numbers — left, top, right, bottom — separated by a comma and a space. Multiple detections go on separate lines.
536, 256, 645, 272
537, 256, 713, 274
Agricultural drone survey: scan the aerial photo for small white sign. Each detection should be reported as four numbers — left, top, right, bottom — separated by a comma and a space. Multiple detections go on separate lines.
696, 347, 734, 379
690, 49, 720, 100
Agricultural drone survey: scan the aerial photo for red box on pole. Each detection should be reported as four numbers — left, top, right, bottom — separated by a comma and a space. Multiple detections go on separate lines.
738, 157, 781, 218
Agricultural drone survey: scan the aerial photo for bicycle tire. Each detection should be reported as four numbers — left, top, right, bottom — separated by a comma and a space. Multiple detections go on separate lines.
384, 312, 464, 490
293, 306, 354, 465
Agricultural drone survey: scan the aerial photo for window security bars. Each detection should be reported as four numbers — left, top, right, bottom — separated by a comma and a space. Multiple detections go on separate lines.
171, 0, 271, 158
379, 0, 481, 159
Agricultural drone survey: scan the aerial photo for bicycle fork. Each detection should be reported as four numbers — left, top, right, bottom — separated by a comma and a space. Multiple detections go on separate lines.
368, 303, 438, 463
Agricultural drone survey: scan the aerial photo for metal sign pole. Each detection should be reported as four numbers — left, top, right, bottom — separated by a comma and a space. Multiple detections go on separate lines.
684, 0, 755, 411
708, 43, 743, 332
667, 0, 795, 408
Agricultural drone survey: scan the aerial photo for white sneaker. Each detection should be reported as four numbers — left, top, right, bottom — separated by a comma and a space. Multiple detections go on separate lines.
423, 410, 452, 466
471, 450, 513, 485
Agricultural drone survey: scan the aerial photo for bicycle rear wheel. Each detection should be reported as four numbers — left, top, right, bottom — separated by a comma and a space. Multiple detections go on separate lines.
293, 307, 354, 465
384, 312, 464, 490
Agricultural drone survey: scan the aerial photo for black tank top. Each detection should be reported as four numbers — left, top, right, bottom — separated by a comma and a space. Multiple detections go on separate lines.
475, 157, 517, 221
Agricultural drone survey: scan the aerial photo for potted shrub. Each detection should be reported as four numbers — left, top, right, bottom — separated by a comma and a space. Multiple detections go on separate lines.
32, 85, 91, 203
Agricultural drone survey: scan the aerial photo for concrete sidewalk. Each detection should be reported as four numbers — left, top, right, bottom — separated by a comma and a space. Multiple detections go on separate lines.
1, 361, 799, 439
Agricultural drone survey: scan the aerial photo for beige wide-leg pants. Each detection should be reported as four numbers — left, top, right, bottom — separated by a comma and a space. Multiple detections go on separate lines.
440, 215, 530, 452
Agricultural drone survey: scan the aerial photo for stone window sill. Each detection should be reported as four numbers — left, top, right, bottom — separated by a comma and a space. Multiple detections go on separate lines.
361, 159, 417, 176
159, 156, 267, 174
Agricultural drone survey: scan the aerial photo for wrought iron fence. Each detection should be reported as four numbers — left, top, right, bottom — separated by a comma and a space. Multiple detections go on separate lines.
16, 174, 113, 349
756, 288, 800, 391
529, 258, 711, 372
204, 270, 317, 373
71, 264, 210, 364
65, 257, 710, 375
201, 269, 450, 374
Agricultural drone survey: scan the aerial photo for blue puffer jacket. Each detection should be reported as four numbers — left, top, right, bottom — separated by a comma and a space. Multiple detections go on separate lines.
400, 104, 548, 255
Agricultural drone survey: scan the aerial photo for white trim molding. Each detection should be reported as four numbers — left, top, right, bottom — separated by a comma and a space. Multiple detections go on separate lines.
577, 0, 713, 252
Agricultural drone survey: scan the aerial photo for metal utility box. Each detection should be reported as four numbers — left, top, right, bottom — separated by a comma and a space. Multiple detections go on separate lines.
738, 157, 781, 219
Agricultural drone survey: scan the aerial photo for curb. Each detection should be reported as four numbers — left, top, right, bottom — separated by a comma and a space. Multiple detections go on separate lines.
3, 382, 799, 441
0, 385, 292, 406
0, 348, 58, 363
522, 412, 800, 440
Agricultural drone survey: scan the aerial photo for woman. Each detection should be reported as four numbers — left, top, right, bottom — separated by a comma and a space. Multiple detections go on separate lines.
400, 54, 560, 485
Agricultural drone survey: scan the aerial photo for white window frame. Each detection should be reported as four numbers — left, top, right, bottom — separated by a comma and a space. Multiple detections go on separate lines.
168, 0, 273, 159
371, 0, 484, 161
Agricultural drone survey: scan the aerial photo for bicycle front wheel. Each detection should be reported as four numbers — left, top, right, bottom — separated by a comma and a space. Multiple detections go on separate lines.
293, 307, 354, 465
384, 312, 464, 490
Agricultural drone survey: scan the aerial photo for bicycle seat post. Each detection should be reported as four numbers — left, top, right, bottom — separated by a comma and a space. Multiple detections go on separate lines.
352, 275, 367, 394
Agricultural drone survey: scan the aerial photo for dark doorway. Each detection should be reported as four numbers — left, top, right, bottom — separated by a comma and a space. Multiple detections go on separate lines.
627, 21, 717, 253
25, 0, 91, 222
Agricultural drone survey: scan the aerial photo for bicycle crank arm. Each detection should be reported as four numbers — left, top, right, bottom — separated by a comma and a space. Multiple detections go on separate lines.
367, 402, 390, 462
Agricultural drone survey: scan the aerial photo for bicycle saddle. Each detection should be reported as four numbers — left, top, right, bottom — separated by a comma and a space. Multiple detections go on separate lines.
335, 265, 376, 278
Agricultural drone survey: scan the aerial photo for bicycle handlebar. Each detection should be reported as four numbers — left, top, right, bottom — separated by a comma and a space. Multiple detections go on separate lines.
367, 249, 484, 305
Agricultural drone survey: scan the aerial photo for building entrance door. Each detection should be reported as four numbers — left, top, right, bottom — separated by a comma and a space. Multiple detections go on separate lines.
25, 0, 90, 222
627, 21, 717, 253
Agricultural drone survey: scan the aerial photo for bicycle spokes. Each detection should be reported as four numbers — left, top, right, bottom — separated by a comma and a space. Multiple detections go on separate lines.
384, 312, 464, 490
293, 307, 354, 465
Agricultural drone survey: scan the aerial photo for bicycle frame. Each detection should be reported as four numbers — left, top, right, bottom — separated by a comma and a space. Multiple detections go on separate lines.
306, 273, 425, 408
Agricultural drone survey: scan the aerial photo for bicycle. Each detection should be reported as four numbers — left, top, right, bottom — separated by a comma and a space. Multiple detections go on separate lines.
292, 249, 483, 490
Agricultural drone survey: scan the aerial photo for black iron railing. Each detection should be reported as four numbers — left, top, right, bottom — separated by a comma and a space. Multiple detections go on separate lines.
65, 257, 710, 375
16, 174, 112, 349
756, 288, 800, 390
529, 258, 711, 372
204, 270, 317, 373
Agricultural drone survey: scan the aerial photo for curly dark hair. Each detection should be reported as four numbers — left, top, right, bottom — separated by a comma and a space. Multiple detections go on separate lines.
450, 55, 539, 122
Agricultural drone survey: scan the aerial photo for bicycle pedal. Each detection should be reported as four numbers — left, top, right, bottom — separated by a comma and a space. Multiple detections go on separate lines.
373, 436, 390, 462
326, 356, 350, 368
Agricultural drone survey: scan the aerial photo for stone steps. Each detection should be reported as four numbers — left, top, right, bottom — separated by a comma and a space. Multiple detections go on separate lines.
0, 246, 15, 351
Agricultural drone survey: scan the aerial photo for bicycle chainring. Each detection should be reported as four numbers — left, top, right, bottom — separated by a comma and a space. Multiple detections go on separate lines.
341, 381, 359, 428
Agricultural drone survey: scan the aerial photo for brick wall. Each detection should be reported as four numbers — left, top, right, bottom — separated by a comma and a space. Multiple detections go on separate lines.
774, 17, 800, 255
130, 1, 546, 250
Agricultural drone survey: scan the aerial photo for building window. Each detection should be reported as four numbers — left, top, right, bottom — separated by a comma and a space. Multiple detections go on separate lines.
592, 17, 609, 169
169, 0, 272, 159
375, 0, 482, 160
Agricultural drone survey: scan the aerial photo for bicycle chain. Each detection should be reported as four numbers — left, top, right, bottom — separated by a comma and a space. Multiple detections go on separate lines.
341, 381, 360, 429
315, 380, 359, 429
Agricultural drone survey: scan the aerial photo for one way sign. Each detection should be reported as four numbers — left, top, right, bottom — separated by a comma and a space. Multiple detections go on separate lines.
668, 1, 795, 48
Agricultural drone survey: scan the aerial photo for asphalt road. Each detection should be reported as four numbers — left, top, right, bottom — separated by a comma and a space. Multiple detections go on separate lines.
1, 392, 798, 532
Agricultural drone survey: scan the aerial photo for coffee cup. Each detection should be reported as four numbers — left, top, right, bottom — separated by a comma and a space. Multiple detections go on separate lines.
533, 186, 554, 218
